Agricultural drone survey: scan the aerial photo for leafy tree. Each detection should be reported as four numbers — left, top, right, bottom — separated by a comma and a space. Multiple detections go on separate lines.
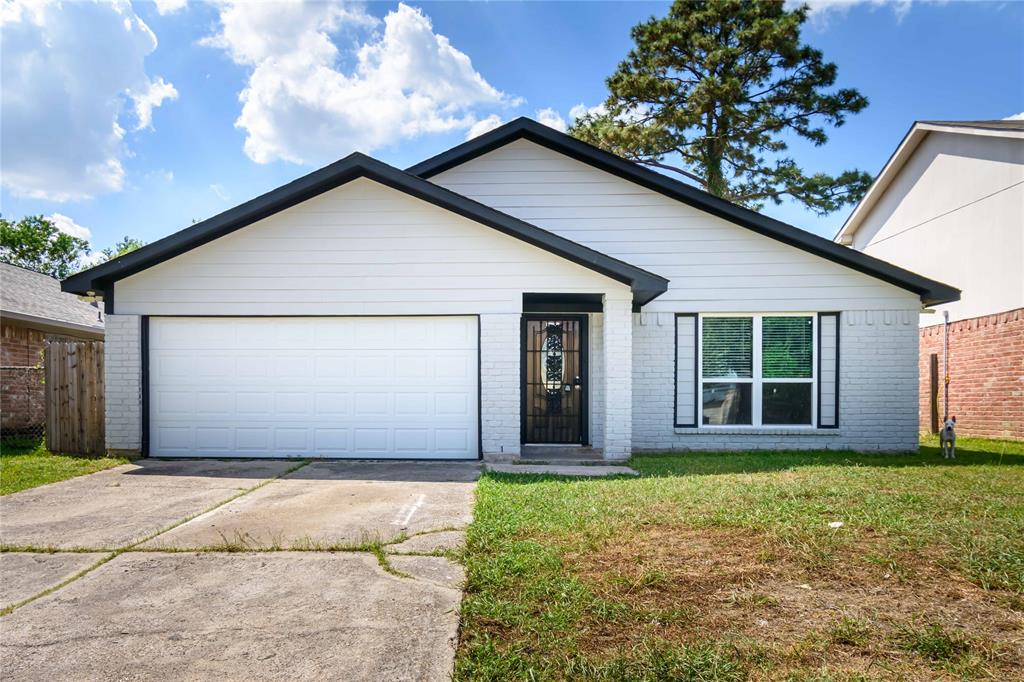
98, 236, 146, 263
0, 215, 89, 279
571, 0, 872, 215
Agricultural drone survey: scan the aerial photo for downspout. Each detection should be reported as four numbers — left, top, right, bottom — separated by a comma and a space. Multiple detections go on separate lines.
943, 310, 949, 420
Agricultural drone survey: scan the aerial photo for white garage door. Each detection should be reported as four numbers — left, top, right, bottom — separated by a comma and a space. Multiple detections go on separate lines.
148, 317, 478, 459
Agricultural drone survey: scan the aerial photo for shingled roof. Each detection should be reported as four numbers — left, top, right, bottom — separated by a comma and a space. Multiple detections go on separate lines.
1, 262, 104, 338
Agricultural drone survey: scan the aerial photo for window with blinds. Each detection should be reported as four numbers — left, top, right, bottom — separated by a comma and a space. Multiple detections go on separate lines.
762, 315, 814, 424
701, 317, 752, 378
698, 314, 818, 427
762, 316, 812, 379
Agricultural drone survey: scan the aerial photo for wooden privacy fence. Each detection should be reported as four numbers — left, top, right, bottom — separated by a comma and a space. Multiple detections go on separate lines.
45, 340, 105, 455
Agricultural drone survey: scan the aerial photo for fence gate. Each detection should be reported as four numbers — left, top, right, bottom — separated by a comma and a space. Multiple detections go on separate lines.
45, 340, 105, 455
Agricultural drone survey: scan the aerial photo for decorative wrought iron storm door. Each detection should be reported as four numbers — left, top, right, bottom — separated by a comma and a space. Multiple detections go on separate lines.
522, 316, 587, 444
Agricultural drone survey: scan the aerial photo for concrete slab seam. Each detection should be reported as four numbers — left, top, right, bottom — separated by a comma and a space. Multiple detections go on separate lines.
0, 459, 312, 617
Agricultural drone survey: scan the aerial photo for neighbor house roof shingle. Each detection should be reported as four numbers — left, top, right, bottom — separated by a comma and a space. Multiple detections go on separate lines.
1, 262, 104, 337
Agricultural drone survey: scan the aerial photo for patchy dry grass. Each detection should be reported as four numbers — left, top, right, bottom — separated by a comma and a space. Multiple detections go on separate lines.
456, 437, 1024, 680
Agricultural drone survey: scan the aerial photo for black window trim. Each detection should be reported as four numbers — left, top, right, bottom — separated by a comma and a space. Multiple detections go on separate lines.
673, 313, 699, 428
817, 311, 841, 429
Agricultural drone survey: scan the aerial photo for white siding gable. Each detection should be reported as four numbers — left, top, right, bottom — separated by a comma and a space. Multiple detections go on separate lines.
434, 139, 920, 312
115, 177, 630, 316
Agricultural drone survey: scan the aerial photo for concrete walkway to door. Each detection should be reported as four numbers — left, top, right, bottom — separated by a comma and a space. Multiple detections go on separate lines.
0, 459, 480, 681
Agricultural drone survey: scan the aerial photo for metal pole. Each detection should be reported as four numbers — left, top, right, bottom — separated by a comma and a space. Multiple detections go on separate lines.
942, 310, 949, 420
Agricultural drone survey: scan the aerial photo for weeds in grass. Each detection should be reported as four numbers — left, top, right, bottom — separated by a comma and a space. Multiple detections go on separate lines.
826, 616, 872, 647
894, 622, 972, 662
725, 591, 779, 608
612, 568, 671, 593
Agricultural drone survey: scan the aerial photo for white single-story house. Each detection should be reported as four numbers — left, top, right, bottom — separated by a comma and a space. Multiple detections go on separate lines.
63, 118, 958, 460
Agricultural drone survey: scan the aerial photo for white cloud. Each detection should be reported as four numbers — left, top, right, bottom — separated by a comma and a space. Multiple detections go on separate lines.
153, 0, 187, 15
80, 251, 107, 268
129, 77, 178, 130
1004, 112, 1024, 121
466, 115, 504, 140
569, 102, 608, 123
209, 183, 229, 200
47, 213, 92, 241
790, 0, 914, 25
203, 1, 515, 165
567, 101, 648, 126
535, 107, 567, 133
0, 0, 176, 201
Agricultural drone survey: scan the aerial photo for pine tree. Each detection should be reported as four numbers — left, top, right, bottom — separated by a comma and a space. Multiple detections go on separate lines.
571, 0, 871, 215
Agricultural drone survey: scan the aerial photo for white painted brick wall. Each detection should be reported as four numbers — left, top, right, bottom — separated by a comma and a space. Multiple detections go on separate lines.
603, 298, 633, 459
633, 309, 920, 451
104, 314, 142, 453
633, 312, 677, 447
588, 312, 605, 450
480, 313, 520, 459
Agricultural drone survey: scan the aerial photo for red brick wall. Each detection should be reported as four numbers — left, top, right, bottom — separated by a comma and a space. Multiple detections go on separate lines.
919, 308, 1023, 440
1, 321, 47, 431
1, 366, 46, 431
2, 321, 45, 366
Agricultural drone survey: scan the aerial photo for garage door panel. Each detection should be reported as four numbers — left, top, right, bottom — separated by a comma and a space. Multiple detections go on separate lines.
314, 428, 350, 452
148, 317, 478, 458
314, 393, 351, 416
195, 427, 233, 451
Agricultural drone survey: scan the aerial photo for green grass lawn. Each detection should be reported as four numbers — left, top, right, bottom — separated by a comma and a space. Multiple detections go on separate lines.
458, 436, 1024, 681
0, 437, 130, 496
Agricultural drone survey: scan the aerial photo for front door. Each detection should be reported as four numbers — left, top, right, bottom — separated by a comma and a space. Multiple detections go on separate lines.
522, 316, 587, 444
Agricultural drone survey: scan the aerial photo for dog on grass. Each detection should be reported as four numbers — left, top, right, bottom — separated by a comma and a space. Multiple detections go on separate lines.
939, 416, 957, 459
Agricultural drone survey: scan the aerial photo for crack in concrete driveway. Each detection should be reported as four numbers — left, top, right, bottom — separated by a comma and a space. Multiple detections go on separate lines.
0, 459, 480, 681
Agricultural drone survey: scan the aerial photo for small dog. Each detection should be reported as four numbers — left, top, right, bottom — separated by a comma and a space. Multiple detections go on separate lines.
939, 416, 957, 459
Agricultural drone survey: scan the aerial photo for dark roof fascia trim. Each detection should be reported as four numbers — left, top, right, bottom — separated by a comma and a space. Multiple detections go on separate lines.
408, 118, 960, 306
62, 153, 668, 304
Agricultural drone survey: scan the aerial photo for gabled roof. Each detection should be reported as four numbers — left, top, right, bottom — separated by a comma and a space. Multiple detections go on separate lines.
1, 262, 104, 338
62, 153, 669, 306
837, 119, 1024, 244
408, 117, 960, 306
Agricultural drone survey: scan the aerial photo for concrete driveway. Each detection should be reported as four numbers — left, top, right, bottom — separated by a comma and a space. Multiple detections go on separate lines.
0, 458, 480, 681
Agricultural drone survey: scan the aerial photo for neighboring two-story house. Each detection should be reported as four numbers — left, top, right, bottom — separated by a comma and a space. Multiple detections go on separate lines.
836, 120, 1023, 439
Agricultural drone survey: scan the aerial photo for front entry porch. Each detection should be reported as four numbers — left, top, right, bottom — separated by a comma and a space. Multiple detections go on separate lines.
479, 292, 633, 464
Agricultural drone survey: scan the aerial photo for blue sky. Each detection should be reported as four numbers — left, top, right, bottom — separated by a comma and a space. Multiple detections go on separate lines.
2, 0, 1022, 263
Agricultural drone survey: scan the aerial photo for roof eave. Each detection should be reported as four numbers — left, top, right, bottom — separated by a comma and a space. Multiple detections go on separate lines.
0, 309, 105, 338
